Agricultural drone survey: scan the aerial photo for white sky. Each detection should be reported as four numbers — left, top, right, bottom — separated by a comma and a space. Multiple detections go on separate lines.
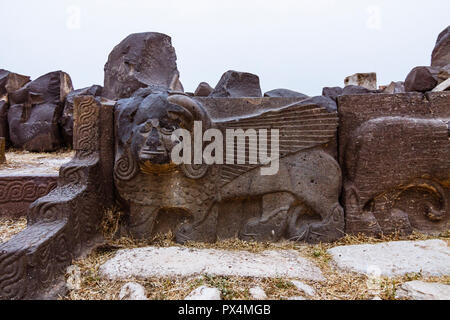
1, 0, 449, 96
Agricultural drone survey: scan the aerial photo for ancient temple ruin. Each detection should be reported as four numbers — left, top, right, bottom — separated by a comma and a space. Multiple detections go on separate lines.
0, 26, 449, 299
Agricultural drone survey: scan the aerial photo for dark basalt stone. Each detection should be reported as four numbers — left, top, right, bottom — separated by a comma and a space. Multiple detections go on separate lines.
342, 85, 378, 95
297, 95, 337, 112
210, 70, 262, 98
264, 88, 309, 99
194, 82, 214, 97
8, 71, 73, 152
103, 32, 183, 100
338, 92, 450, 236
0, 69, 30, 100
404, 66, 440, 93
431, 26, 450, 67
0, 101, 8, 141
114, 90, 343, 244
60, 85, 103, 146
322, 87, 343, 102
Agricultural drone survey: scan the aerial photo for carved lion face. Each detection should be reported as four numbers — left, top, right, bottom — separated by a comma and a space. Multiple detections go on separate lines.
115, 89, 210, 178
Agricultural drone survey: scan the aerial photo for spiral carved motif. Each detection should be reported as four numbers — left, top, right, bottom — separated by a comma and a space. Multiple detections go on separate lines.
74, 96, 99, 152
0, 180, 57, 204
114, 150, 138, 181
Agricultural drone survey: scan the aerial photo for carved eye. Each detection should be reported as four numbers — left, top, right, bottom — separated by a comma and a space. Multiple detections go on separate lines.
160, 125, 176, 135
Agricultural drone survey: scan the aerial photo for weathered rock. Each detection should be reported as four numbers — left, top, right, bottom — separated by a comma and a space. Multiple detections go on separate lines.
328, 240, 450, 277
210, 70, 262, 98
104, 32, 183, 100
404, 66, 441, 92
60, 85, 103, 146
0, 101, 8, 141
297, 95, 337, 112
249, 286, 267, 300
344, 73, 377, 90
322, 87, 343, 102
0, 137, 5, 164
99, 247, 325, 281
431, 26, 450, 67
194, 82, 214, 97
119, 282, 148, 300
342, 85, 374, 95
7, 71, 73, 152
0, 69, 30, 101
383, 81, 405, 94
185, 286, 221, 300
338, 92, 450, 236
264, 89, 309, 99
437, 64, 450, 83
290, 280, 316, 297
396, 281, 450, 300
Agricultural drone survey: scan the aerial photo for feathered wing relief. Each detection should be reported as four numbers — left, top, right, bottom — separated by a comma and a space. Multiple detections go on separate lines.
216, 102, 339, 186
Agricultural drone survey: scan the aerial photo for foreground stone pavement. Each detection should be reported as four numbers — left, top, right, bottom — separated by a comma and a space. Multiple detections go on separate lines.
99, 247, 324, 281
328, 240, 450, 277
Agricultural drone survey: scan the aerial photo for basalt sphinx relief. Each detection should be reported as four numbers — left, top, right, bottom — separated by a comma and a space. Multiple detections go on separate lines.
114, 88, 345, 244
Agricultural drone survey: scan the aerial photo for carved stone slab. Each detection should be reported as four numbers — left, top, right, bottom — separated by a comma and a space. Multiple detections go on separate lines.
114, 90, 344, 244
338, 92, 450, 236
0, 176, 57, 218
0, 96, 114, 300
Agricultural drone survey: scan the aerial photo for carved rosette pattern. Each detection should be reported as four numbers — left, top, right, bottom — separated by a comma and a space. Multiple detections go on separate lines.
0, 96, 114, 300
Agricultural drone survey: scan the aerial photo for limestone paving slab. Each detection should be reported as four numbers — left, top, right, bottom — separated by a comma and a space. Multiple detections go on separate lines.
99, 247, 324, 281
328, 240, 450, 277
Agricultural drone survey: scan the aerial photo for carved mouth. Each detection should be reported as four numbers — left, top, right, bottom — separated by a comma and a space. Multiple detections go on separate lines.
140, 149, 166, 160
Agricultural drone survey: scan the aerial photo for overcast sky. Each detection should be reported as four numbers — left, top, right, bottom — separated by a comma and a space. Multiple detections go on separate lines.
1, 0, 449, 96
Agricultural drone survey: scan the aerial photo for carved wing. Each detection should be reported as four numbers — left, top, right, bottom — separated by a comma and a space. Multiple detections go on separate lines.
216, 102, 338, 186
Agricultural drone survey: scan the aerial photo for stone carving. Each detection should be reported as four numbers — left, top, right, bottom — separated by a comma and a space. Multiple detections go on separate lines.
0, 96, 114, 299
8, 71, 73, 152
210, 70, 262, 98
114, 89, 344, 244
104, 32, 183, 100
431, 26, 450, 67
344, 73, 377, 90
338, 92, 450, 236
0, 176, 57, 218
60, 85, 103, 146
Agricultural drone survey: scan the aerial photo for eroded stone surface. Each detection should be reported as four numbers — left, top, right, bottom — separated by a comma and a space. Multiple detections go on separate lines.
404, 66, 440, 92
396, 281, 450, 300
432, 26, 450, 67
328, 240, 450, 277
119, 282, 148, 300
8, 71, 73, 151
264, 89, 308, 99
194, 82, 213, 97
210, 70, 262, 98
99, 247, 324, 281
249, 286, 267, 300
104, 32, 183, 100
290, 280, 316, 297
185, 286, 221, 300
344, 73, 377, 90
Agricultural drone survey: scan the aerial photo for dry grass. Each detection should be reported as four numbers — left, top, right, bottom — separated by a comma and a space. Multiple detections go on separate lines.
0, 149, 74, 173
61, 230, 449, 301
0, 217, 27, 243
